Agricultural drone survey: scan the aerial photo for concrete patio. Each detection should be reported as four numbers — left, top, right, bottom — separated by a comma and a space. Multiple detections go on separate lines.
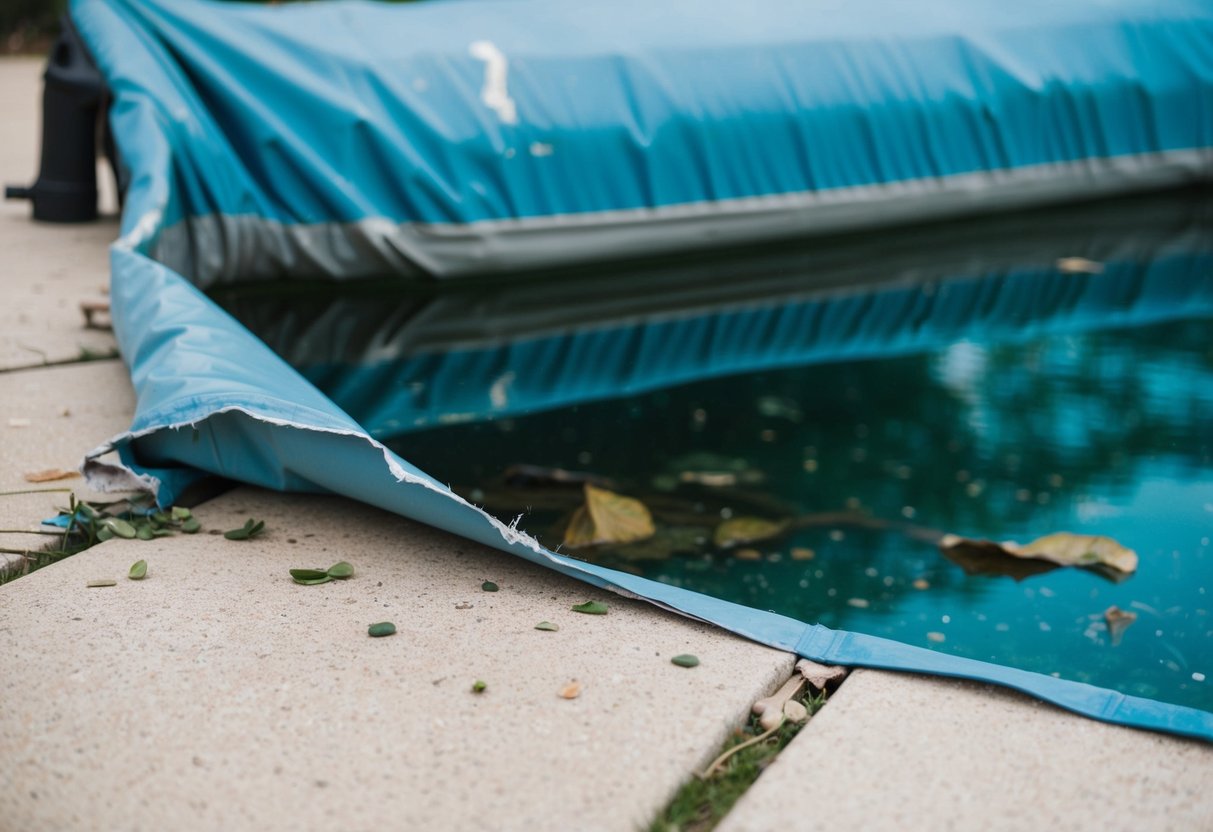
1, 55, 1209, 832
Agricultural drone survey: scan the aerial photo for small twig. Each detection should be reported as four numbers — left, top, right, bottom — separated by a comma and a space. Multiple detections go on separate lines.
0, 547, 39, 558
698, 719, 784, 780
0, 488, 75, 497
0, 529, 68, 536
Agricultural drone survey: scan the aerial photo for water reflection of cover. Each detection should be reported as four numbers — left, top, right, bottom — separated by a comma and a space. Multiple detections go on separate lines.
213, 190, 1213, 439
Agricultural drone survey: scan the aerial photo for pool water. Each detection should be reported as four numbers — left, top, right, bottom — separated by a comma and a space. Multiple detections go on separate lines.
214, 191, 1213, 712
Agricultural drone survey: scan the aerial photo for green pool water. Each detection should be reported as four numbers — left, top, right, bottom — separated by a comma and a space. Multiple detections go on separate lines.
215, 191, 1213, 712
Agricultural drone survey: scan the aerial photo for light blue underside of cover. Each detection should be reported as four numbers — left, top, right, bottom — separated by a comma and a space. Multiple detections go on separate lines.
71, 0, 1213, 740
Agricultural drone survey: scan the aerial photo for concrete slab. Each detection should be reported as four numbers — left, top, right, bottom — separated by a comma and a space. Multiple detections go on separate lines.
0, 360, 135, 574
0, 56, 119, 371
719, 668, 1213, 832
0, 487, 795, 832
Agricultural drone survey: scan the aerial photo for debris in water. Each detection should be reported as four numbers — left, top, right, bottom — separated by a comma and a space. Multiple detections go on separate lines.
563, 484, 655, 547
1056, 256, 1105, 274
1104, 606, 1137, 645
940, 532, 1138, 578
713, 516, 788, 548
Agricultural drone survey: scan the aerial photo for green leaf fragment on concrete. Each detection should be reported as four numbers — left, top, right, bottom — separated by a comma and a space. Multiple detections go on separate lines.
290, 568, 329, 581
136, 524, 154, 541
87, 579, 116, 588
472, 680, 487, 693
294, 575, 333, 586
535, 621, 559, 631
224, 518, 266, 541
481, 581, 499, 592
571, 600, 608, 615
181, 518, 201, 534
102, 517, 137, 539
128, 560, 147, 580
326, 561, 354, 579
368, 622, 396, 638
171, 506, 192, 521
96, 525, 114, 542
671, 654, 700, 668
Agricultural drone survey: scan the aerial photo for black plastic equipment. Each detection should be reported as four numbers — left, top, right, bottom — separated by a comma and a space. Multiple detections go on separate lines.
4, 19, 105, 223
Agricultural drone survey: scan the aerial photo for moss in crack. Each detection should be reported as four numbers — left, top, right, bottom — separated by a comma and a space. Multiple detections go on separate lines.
648, 689, 827, 832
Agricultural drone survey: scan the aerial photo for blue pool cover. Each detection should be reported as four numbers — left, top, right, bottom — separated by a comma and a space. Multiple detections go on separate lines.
72, 0, 1213, 739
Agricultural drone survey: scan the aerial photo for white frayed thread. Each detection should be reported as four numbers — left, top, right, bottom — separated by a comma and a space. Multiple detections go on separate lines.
469, 40, 518, 125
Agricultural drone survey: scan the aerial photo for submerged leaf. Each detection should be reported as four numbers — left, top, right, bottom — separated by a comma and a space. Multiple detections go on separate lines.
571, 600, 608, 615
939, 532, 1137, 577
1104, 605, 1138, 645
128, 560, 147, 580
562, 484, 655, 548
712, 516, 788, 548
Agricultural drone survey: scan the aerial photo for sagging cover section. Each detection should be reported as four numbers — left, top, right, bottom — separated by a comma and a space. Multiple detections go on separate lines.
71, 0, 1213, 740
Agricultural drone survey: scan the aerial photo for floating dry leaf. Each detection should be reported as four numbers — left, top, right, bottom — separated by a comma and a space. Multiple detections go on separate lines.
790, 547, 816, 561
927, 632, 946, 643
1015, 533, 1138, 573
559, 681, 582, 699
734, 548, 762, 561
713, 516, 788, 548
939, 532, 1137, 577
1104, 605, 1138, 645
23, 468, 80, 483
562, 484, 655, 548
912, 578, 931, 590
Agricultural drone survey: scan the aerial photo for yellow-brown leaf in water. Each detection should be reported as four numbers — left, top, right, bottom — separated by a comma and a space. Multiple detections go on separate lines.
1013, 532, 1138, 573
940, 532, 1137, 576
1104, 605, 1138, 645
23, 468, 81, 483
562, 484, 655, 548
712, 516, 788, 548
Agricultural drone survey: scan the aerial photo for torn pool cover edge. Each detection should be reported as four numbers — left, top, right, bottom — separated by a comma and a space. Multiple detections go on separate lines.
74, 0, 1213, 739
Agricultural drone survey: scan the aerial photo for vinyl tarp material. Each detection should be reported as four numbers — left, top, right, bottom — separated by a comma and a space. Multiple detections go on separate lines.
71, 0, 1213, 740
